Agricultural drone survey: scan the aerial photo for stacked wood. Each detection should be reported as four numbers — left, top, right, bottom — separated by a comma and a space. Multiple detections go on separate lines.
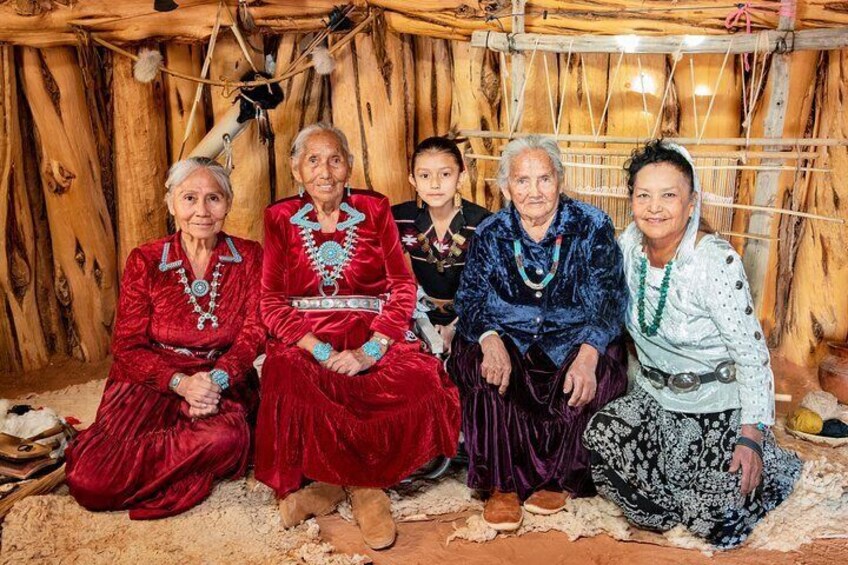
19, 47, 117, 362
731, 51, 819, 337
271, 34, 330, 201
450, 40, 501, 208
163, 43, 208, 163
5, 2, 848, 47
778, 49, 848, 366
330, 21, 415, 203
413, 36, 452, 141
209, 34, 270, 241
112, 46, 170, 270
0, 46, 49, 372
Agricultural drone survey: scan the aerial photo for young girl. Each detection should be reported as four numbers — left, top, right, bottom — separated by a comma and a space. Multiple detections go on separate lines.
392, 137, 489, 354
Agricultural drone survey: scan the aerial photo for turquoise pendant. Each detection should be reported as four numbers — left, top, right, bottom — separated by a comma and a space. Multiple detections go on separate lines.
317, 241, 346, 266
191, 279, 210, 298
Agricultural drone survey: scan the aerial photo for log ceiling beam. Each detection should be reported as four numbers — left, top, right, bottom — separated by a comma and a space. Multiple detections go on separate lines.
2, 1, 848, 47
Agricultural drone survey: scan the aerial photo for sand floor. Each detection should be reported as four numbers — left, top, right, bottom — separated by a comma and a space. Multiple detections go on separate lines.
1, 354, 846, 565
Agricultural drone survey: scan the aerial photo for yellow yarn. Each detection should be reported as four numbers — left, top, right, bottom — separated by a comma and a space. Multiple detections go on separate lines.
787, 407, 824, 434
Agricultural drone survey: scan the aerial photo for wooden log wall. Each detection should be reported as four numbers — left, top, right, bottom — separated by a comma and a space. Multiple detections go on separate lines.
2, 26, 847, 377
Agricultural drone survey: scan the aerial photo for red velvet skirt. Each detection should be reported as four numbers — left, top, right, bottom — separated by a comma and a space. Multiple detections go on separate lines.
254, 342, 461, 497
65, 370, 258, 520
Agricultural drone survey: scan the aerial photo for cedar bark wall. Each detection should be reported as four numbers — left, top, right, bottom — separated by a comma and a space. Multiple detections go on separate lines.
2, 33, 847, 378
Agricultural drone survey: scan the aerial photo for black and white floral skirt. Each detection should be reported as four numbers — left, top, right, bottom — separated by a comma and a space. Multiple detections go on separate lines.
583, 386, 802, 548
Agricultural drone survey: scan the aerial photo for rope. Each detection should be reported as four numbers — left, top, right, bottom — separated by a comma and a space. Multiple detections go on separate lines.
499, 51, 512, 133
579, 54, 597, 138
542, 52, 557, 134
635, 55, 651, 138
554, 40, 574, 137
697, 38, 734, 144
509, 38, 540, 135
651, 43, 682, 139
594, 51, 623, 142
689, 58, 699, 139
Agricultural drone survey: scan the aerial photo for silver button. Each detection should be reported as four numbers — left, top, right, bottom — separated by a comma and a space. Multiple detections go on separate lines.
533, 334, 539, 339
535, 317, 542, 323
535, 267, 544, 275
535, 291, 542, 298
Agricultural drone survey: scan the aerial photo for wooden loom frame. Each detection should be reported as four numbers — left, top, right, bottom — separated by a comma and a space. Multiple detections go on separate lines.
468, 1, 848, 312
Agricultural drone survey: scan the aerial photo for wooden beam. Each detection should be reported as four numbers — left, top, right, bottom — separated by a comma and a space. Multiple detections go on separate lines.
509, 1, 526, 130
471, 27, 848, 55
743, 9, 797, 316
458, 129, 848, 147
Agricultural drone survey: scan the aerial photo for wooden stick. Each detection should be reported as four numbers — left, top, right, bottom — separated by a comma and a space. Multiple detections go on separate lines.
467, 149, 821, 160
471, 27, 848, 55
459, 129, 848, 147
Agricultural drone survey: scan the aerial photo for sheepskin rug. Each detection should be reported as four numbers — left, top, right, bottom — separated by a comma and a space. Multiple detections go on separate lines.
1, 380, 846, 563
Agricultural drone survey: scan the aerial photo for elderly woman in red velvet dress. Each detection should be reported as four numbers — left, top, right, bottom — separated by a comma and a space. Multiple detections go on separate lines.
255, 123, 460, 550
65, 157, 264, 520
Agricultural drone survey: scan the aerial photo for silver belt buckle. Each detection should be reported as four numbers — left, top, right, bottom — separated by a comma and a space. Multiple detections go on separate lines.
644, 368, 667, 389
715, 361, 737, 384
669, 372, 700, 393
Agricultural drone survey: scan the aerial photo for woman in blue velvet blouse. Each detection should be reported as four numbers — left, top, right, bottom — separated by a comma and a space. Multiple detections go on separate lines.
447, 135, 628, 532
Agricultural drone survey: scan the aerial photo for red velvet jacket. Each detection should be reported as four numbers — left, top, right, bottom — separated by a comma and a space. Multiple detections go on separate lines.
110, 232, 265, 392
262, 190, 416, 351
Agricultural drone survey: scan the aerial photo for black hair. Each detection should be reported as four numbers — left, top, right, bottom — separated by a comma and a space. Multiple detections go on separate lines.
624, 139, 695, 196
411, 136, 465, 173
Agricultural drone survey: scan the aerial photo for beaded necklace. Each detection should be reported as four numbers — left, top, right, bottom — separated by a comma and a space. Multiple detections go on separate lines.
513, 235, 563, 291
159, 236, 243, 330
291, 201, 365, 296
637, 255, 674, 337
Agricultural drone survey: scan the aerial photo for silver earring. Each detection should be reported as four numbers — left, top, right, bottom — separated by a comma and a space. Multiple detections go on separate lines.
346, 185, 352, 197
298, 185, 304, 198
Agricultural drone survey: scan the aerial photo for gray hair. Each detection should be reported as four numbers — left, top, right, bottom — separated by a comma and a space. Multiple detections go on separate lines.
290, 122, 354, 167
164, 157, 233, 206
496, 135, 564, 192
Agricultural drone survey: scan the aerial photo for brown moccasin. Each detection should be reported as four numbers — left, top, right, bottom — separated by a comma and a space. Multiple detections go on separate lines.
348, 487, 397, 550
482, 490, 523, 531
279, 482, 346, 528
523, 489, 569, 515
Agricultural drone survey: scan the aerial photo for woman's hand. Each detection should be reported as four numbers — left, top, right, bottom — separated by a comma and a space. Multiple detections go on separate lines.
729, 424, 764, 495
436, 322, 456, 354
175, 372, 221, 412
325, 349, 375, 376
563, 344, 599, 407
480, 334, 512, 395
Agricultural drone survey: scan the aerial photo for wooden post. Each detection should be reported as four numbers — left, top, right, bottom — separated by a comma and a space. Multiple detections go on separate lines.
413, 36, 452, 140
0, 45, 49, 372
330, 21, 415, 203
20, 47, 117, 362
163, 43, 208, 163
271, 34, 330, 201
112, 46, 170, 270
509, 0, 527, 131
778, 48, 848, 366
209, 34, 271, 241
450, 41, 502, 208
742, 9, 798, 314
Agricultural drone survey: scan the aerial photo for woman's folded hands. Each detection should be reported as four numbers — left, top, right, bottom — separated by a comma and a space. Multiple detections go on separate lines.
175, 372, 222, 418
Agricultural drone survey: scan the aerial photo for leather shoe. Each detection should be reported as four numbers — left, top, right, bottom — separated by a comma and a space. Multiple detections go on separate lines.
482, 491, 523, 531
348, 487, 397, 550
523, 490, 569, 515
278, 482, 346, 528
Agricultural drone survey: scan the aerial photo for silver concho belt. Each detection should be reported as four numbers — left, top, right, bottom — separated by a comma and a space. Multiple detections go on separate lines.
290, 295, 385, 314
643, 361, 736, 394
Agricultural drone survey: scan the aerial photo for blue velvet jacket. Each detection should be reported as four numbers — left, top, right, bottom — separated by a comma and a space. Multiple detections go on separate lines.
455, 197, 626, 366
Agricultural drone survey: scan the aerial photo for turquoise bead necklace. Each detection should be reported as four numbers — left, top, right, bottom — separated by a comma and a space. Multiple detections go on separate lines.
513, 235, 563, 291
637, 255, 673, 337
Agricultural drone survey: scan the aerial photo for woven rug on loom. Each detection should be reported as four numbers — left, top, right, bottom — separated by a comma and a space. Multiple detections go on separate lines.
1, 380, 846, 563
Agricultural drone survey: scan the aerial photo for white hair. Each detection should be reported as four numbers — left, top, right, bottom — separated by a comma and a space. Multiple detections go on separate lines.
496, 135, 564, 192
164, 157, 233, 208
290, 122, 354, 167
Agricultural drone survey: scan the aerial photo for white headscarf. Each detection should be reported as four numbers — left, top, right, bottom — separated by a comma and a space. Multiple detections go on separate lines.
619, 141, 702, 267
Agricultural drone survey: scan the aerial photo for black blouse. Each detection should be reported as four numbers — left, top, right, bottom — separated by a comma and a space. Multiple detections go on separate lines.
392, 198, 490, 325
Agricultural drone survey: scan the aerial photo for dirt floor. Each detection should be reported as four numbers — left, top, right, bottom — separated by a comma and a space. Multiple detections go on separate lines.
1, 353, 846, 565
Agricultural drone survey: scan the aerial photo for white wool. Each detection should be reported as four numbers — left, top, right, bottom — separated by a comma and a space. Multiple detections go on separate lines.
133, 49, 163, 83
1, 406, 61, 440
311, 46, 335, 76
800, 390, 843, 421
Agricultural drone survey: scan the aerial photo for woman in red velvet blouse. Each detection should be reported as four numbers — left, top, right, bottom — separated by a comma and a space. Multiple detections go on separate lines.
65, 157, 264, 520
255, 123, 460, 550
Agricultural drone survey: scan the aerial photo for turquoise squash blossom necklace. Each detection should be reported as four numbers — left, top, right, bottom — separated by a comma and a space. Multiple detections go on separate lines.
637, 255, 674, 337
513, 235, 563, 290
290, 201, 365, 296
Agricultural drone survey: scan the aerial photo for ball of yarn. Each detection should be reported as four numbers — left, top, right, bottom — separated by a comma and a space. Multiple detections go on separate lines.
800, 390, 841, 420
786, 407, 824, 434
820, 419, 848, 439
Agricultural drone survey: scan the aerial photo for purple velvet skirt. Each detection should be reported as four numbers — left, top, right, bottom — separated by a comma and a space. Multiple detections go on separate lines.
447, 335, 627, 500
